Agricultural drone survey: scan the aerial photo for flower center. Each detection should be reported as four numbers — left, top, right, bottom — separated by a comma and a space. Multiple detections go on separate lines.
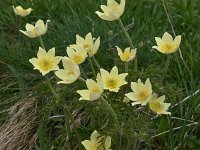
106, 78, 118, 89
91, 87, 100, 94
39, 59, 53, 71
72, 55, 83, 64
138, 91, 149, 101
121, 52, 132, 61
150, 101, 163, 112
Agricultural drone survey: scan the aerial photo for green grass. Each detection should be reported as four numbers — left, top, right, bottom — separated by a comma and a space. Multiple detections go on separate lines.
0, 0, 200, 149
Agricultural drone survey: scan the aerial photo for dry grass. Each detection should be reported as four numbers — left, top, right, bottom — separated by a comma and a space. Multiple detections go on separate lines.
0, 94, 38, 150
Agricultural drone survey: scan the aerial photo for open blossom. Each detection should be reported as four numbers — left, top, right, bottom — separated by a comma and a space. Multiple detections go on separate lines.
29, 47, 61, 75
125, 78, 152, 106
100, 66, 128, 92
66, 44, 87, 65
116, 46, 137, 62
71, 32, 100, 57
152, 32, 181, 54
20, 19, 50, 38
149, 93, 171, 115
13, 5, 33, 17
77, 74, 104, 101
82, 130, 111, 150
55, 57, 80, 84
95, 0, 125, 21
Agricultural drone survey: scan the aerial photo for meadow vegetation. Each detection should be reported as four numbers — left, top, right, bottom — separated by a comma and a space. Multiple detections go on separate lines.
0, 0, 200, 149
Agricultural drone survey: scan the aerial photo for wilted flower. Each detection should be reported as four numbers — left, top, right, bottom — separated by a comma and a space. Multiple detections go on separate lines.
20, 19, 50, 38
12, 5, 33, 17
100, 66, 128, 92
125, 78, 152, 106
72, 32, 100, 57
66, 44, 87, 65
116, 46, 136, 62
149, 93, 171, 115
82, 130, 111, 150
55, 57, 80, 84
95, 0, 125, 21
152, 32, 181, 54
77, 74, 104, 101
29, 47, 61, 75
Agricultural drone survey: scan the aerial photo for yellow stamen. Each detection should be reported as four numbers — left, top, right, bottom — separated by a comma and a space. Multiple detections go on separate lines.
106, 78, 118, 89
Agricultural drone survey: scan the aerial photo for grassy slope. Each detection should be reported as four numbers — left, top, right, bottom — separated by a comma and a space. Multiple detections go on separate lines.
0, 0, 200, 149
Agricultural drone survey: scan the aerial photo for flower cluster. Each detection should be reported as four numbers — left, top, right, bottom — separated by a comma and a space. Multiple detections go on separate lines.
15, 0, 182, 149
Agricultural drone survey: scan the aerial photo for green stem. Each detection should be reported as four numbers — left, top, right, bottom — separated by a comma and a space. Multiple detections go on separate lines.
61, 104, 82, 150
45, 75, 57, 98
118, 18, 137, 71
88, 57, 96, 77
162, 0, 192, 80
164, 55, 171, 73
100, 97, 122, 149
125, 62, 129, 73
39, 36, 45, 49
39, 36, 82, 149
80, 66, 88, 79
93, 56, 101, 70
79, 77, 86, 82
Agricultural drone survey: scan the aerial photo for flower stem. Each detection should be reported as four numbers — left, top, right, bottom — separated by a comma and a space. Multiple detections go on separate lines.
88, 57, 96, 77
61, 104, 82, 150
45, 75, 57, 98
93, 56, 101, 70
79, 77, 86, 82
39, 36, 82, 149
162, 0, 192, 80
118, 18, 137, 71
100, 97, 122, 149
164, 55, 171, 73
125, 62, 129, 73
80, 66, 88, 79
39, 36, 46, 49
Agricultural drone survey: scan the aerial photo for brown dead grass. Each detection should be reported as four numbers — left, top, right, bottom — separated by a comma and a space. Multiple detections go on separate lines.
0, 94, 38, 150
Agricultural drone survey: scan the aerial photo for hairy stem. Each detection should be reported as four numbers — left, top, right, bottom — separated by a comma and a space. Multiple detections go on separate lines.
100, 97, 122, 149
162, 0, 192, 79
88, 57, 96, 77
118, 18, 137, 71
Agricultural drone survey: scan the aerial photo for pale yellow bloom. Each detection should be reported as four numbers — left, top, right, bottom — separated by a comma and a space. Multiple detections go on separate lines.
116, 46, 136, 62
125, 78, 152, 106
55, 57, 80, 84
20, 19, 50, 38
29, 47, 61, 75
82, 130, 112, 150
100, 66, 128, 92
95, 0, 125, 21
66, 44, 87, 65
152, 32, 181, 54
13, 5, 33, 17
149, 93, 171, 115
72, 32, 100, 57
77, 74, 104, 101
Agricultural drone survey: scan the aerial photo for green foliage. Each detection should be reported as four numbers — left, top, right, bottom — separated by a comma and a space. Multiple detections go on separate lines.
0, 0, 200, 149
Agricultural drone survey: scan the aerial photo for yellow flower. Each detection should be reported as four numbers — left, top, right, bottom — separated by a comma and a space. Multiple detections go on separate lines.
20, 19, 50, 38
125, 78, 152, 106
66, 44, 87, 65
116, 46, 136, 62
77, 74, 104, 101
72, 32, 100, 57
55, 57, 80, 84
100, 66, 128, 92
82, 130, 112, 150
152, 32, 181, 54
149, 93, 171, 115
95, 0, 125, 21
12, 5, 33, 17
29, 47, 61, 75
